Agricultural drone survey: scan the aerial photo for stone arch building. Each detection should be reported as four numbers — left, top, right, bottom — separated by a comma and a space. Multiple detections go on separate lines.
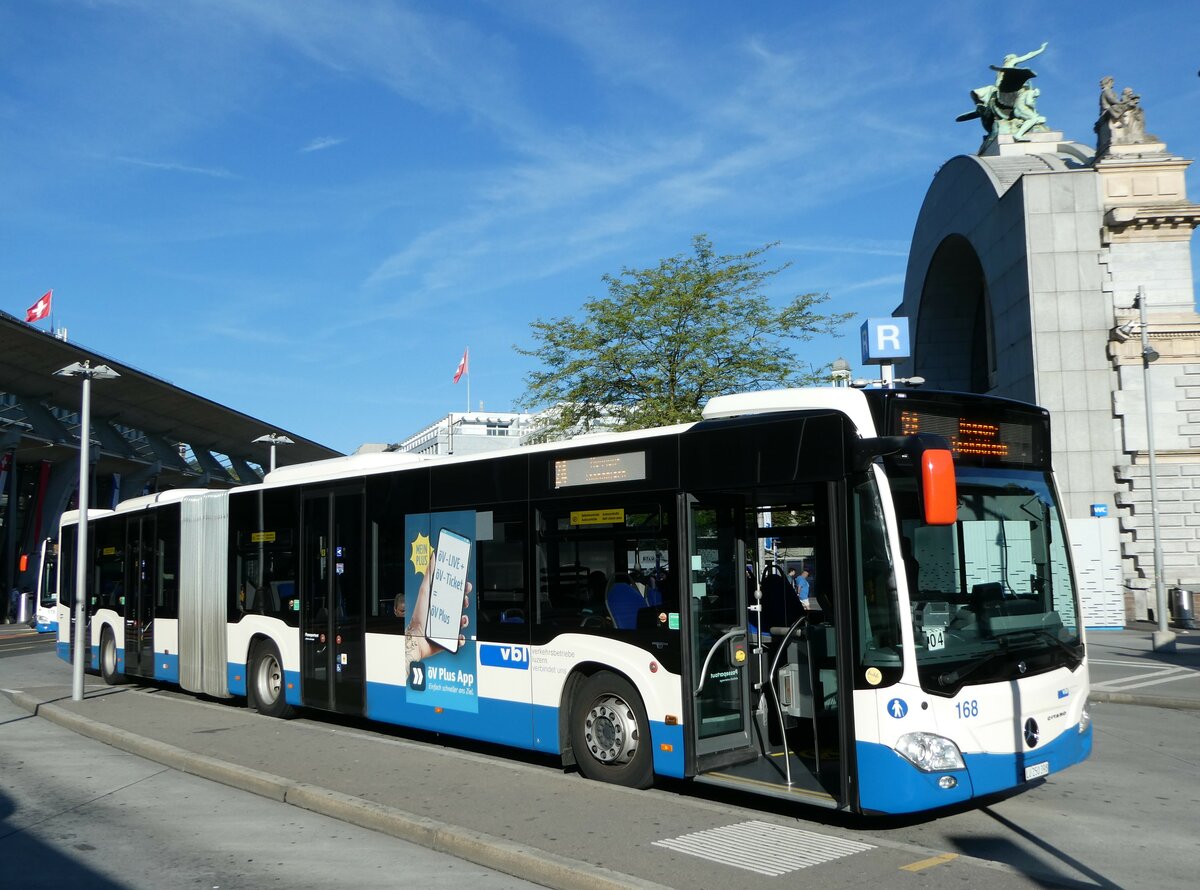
896, 93, 1200, 627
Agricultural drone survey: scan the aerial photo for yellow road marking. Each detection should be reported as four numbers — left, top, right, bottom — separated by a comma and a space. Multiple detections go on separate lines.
900, 852, 959, 872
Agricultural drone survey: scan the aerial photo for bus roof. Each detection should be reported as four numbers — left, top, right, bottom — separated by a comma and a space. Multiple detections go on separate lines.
702, 387, 878, 437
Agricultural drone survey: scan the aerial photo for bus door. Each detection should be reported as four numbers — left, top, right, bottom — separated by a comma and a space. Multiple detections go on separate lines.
682, 496, 755, 771
123, 515, 157, 678
748, 487, 846, 803
301, 487, 365, 715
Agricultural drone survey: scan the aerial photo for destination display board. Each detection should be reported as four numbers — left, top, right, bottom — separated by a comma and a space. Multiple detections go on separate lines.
886, 397, 1047, 468
553, 451, 647, 489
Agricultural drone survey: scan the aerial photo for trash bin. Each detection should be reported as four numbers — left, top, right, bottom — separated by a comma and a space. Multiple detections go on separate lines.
17, 591, 34, 624
1170, 587, 1196, 630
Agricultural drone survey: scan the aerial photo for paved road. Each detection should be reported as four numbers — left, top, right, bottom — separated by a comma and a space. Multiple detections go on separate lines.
1085, 624, 1200, 708
0, 689, 542, 889
2, 623, 1197, 889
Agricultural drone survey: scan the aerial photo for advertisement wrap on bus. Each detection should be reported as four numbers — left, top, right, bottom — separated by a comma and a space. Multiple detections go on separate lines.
53, 387, 1091, 816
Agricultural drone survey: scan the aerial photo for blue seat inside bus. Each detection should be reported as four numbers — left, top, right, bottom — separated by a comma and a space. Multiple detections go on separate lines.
607, 582, 645, 629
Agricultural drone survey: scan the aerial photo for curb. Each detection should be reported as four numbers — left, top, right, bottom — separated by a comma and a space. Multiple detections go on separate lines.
1088, 690, 1200, 711
5, 689, 669, 890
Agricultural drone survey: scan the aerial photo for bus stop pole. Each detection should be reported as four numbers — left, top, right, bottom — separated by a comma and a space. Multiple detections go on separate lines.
1137, 288, 1175, 652
71, 370, 93, 701
56, 361, 119, 701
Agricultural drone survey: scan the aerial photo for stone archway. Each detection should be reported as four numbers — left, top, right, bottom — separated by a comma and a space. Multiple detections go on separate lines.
913, 234, 994, 393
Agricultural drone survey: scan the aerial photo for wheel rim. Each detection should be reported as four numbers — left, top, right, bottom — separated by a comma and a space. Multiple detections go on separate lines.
583, 693, 640, 765
257, 652, 282, 704
102, 636, 116, 675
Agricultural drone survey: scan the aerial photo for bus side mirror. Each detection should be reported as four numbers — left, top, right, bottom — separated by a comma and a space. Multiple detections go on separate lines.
921, 449, 957, 525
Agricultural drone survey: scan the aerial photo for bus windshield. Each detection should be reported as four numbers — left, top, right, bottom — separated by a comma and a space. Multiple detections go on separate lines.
890, 467, 1084, 694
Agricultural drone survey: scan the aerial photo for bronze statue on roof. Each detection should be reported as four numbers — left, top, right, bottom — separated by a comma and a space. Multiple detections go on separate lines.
957, 42, 1050, 146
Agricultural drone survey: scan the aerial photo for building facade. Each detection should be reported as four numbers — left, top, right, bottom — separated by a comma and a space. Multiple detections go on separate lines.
896, 68, 1200, 626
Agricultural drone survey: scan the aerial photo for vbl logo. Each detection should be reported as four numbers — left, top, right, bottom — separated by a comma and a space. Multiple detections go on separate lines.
479, 644, 530, 670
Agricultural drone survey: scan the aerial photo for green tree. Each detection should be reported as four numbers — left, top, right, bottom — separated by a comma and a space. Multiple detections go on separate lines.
517, 234, 852, 438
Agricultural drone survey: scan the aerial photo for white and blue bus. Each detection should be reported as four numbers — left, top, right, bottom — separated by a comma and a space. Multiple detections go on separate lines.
33, 536, 58, 633
53, 387, 1091, 815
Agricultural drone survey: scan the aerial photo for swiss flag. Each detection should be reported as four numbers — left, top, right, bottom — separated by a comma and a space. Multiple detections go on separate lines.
26, 290, 52, 323
453, 348, 469, 384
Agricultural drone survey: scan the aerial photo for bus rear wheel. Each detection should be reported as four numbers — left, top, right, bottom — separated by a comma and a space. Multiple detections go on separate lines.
100, 627, 123, 685
569, 671, 653, 789
249, 640, 293, 719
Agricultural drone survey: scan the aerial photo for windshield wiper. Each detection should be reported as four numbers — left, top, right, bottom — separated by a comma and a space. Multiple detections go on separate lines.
937, 641, 1010, 689
999, 628, 1084, 669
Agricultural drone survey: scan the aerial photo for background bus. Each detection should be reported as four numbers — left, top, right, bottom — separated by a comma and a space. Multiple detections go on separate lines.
54, 387, 1091, 815
33, 536, 57, 633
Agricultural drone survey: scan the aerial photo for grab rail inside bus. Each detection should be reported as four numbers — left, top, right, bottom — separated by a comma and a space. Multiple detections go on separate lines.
762, 612, 810, 786
694, 627, 747, 696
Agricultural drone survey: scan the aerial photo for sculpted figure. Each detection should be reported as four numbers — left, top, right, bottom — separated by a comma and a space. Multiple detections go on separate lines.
992, 42, 1047, 79
1011, 86, 1046, 139
958, 43, 1051, 145
1095, 76, 1158, 149
1099, 76, 1125, 122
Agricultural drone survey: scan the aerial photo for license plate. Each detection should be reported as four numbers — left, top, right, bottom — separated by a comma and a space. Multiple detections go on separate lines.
1024, 761, 1050, 781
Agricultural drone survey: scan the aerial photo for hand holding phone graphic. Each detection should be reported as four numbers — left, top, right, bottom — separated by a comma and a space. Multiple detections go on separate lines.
424, 529, 471, 654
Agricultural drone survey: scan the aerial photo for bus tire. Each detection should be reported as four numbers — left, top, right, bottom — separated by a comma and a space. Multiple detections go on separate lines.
100, 627, 124, 685
569, 671, 654, 789
248, 640, 293, 719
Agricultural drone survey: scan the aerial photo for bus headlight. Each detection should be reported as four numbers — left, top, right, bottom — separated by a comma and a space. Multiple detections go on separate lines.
895, 732, 965, 772
1079, 709, 1091, 733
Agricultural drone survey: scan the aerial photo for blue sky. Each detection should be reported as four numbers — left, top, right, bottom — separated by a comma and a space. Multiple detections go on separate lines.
3, 1, 1197, 455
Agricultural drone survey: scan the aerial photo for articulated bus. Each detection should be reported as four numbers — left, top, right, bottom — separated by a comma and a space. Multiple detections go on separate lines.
53, 387, 1092, 815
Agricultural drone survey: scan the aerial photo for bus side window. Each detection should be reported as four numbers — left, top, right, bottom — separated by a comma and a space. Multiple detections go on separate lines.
228, 488, 299, 625
474, 509, 529, 642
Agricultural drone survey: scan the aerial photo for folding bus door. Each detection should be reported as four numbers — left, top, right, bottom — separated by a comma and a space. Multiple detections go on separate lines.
682, 495, 755, 771
123, 515, 156, 679
301, 487, 366, 715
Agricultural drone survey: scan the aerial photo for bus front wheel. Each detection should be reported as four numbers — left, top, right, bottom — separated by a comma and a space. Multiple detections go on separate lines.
249, 641, 293, 719
569, 671, 653, 789
100, 627, 123, 685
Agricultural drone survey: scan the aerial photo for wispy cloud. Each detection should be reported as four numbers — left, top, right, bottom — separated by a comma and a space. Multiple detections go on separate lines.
113, 156, 235, 179
839, 273, 907, 293
301, 136, 345, 153
782, 241, 910, 258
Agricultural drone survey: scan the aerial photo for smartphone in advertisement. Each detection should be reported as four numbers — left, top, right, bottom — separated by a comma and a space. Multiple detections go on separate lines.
425, 528, 471, 653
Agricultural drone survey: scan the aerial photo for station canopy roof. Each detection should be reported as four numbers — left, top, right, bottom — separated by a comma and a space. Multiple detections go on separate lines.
0, 310, 341, 489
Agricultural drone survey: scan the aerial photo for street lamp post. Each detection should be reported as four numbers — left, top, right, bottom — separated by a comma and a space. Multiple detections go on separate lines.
1134, 288, 1175, 652
55, 361, 120, 701
253, 433, 294, 473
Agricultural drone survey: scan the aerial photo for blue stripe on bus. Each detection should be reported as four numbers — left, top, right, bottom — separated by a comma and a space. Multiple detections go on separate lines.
35, 619, 58, 634
361, 681, 687, 778
54, 648, 689, 780
961, 720, 1093, 799
227, 663, 247, 697
155, 652, 180, 683
856, 721, 1094, 814
650, 721, 686, 777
